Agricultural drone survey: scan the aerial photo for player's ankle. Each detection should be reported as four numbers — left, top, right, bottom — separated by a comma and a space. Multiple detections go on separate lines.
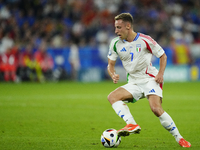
174, 135, 183, 143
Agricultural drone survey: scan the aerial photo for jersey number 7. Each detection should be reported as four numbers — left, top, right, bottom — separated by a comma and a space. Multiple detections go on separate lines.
130, 52, 134, 61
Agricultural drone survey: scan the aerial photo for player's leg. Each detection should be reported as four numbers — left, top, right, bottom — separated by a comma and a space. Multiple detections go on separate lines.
108, 87, 137, 125
107, 84, 142, 136
148, 95, 164, 117
148, 94, 182, 136
148, 93, 191, 147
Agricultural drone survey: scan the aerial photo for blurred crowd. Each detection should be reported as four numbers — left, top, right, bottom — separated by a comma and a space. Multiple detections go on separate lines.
0, 0, 200, 82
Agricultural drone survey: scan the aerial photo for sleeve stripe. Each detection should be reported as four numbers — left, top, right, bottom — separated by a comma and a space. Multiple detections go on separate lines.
142, 39, 152, 53
140, 33, 157, 45
113, 40, 119, 54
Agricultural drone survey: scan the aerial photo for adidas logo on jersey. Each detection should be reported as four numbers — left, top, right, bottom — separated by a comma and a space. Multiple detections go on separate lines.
149, 89, 155, 93
120, 47, 126, 52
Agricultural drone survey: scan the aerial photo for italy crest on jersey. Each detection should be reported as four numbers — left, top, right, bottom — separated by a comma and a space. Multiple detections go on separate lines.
136, 44, 141, 52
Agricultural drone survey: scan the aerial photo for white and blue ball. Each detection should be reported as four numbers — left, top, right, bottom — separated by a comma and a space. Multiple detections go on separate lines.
101, 129, 121, 148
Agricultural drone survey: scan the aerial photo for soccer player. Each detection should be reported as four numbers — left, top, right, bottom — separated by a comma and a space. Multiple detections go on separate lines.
107, 13, 191, 148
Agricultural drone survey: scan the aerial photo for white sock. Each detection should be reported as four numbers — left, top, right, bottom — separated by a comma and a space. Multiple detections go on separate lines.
112, 101, 137, 125
159, 112, 182, 142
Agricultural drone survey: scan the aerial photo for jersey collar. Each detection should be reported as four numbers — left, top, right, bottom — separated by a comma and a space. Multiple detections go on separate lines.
123, 33, 140, 42
133, 33, 140, 41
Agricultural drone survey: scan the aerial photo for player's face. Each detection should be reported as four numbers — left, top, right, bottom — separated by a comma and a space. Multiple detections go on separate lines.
115, 20, 129, 40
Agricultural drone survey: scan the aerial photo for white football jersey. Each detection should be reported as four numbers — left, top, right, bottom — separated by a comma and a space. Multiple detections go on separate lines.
108, 33, 165, 84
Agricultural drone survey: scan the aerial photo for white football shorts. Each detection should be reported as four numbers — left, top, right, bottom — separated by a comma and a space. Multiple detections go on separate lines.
121, 80, 163, 102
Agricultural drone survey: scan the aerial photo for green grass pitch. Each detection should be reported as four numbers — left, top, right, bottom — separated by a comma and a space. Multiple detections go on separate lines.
0, 81, 200, 150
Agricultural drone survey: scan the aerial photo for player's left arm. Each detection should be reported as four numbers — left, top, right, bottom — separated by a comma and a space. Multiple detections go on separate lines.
155, 53, 167, 83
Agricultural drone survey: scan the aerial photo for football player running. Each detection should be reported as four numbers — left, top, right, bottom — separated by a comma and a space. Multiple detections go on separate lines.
107, 13, 191, 148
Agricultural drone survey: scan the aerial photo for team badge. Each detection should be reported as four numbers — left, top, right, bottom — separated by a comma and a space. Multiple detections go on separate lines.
136, 44, 141, 52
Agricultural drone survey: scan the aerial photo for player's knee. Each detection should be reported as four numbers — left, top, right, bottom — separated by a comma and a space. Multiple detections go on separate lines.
107, 92, 118, 105
107, 93, 114, 104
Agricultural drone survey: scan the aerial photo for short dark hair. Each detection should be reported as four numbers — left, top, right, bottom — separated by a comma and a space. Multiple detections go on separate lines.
115, 13, 133, 27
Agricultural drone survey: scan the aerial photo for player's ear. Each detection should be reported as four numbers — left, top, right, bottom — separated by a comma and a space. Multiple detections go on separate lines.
126, 23, 131, 30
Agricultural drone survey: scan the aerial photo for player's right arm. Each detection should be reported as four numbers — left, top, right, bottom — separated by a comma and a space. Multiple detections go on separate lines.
107, 37, 120, 84
107, 58, 119, 84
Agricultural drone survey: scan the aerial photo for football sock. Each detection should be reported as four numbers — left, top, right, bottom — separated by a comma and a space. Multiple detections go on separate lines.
159, 111, 183, 142
112, 101, 137, 125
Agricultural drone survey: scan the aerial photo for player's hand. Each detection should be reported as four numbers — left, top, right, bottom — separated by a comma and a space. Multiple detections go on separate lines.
112, 74, 119, 84
155, 73, 163, 84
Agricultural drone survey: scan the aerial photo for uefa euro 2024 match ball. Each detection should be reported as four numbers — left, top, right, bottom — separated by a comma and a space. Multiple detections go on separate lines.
100, 129, 121, 148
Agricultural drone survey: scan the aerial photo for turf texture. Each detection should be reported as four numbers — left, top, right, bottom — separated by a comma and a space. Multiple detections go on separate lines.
0, 81, 199, 150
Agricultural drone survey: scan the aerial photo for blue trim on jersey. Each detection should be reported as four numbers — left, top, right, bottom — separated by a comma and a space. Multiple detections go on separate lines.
133, 33, 140, 41
122, 33, 140, 42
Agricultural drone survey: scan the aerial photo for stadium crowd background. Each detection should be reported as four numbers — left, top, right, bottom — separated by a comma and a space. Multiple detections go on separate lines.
0, 0, 200, 82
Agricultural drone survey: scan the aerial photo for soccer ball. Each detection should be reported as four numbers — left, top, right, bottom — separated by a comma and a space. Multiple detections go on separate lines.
100, 129, 121, 148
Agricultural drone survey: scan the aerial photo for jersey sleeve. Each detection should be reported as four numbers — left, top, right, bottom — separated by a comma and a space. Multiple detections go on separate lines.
151, 42, 165, 58
140, 34, 165, 58
107, 38, 119, 61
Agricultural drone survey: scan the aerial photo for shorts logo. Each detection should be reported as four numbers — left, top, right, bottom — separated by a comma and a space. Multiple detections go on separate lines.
136, 44, 141, 52
149, 89, 155, 93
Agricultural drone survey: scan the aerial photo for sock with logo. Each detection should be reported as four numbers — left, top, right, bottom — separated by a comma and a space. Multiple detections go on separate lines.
159, 111, 183, 142
112, 101, 137, 125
